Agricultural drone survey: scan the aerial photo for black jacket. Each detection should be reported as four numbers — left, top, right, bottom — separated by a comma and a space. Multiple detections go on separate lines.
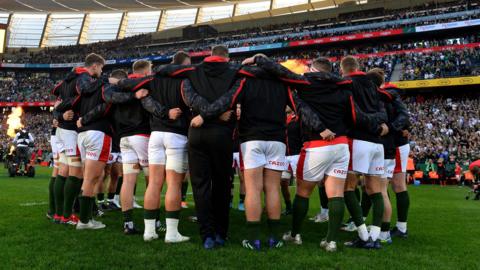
253, 57, 382, 143
75, 72, 112, 135
181, 65, 324, 144
108, 74, 151, 138
286, 114, 302, 156
125, 73, 191, 136
380, 84, 411, 149
52, 67, 87, 131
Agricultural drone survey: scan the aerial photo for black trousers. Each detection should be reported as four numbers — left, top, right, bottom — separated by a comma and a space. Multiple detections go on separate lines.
188, 125, 233, 241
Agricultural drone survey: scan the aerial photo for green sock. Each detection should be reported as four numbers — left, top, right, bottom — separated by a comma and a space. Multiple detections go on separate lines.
344, 191, 364, 227
54, 175, 67, 216
354, 187, 361, 201
48, 177, 56, 215
381, 222, 390, 232
246, 221, 261, 241
370, 193, 384, 227
396, 191, 410, 222
181, 181, 188, 201
123, 209, 133, 223
63, 176, 83, 218
144, 209, 158, 220
319, 186, 328, 209
115, 176, 123, 195
291, 195, 309, 236
166, 210, 180, 219
326, 197, 345, 242
79, 196, 91, 223
267, 219, 281, 239
361, 189, 371, 218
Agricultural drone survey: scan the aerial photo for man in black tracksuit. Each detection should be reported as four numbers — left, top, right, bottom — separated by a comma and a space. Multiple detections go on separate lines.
248, 55, 383, 251
180, 54, 329, 250
183, 46, 241, 248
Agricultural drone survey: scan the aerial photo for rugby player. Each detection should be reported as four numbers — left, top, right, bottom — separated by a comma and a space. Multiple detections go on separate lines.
341, 56, 389, 249
52, 67, 87, 225
121, 52, 191, 243
104, 61, 151, 234
250, 55, 382, 252
367, 69, 410, 244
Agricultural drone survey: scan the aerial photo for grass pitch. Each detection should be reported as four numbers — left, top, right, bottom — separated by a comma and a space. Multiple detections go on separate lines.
0, 166, 479, 270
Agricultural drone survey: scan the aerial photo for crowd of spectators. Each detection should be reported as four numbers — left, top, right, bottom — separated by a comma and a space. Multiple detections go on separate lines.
407, 94, 480, 181
400, 48, 480, 80
1, 0, 478, 64
0, 76, 55, 102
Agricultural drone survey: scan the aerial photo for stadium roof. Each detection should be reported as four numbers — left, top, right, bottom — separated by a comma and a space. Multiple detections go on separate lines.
0, 0, 365, 48
0, 0, 254, 13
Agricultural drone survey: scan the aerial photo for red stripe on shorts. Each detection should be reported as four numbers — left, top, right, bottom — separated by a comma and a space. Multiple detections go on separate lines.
347, 138, 353, 171
99, 135, 112, 162
393, 147, 402, 174
296, 148, 306, 181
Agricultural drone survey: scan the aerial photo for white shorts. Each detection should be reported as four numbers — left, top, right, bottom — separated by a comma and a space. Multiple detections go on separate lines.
107, 152, 122, 165
148, 131, 188, 173
297, 143, 349, 182
240, 140, 287, 171
383, 159, 396, 179
56, 127, 78, 156
120, 135, 149, 167
281, 155, 300, 179
50, 135, 59, 158
77, 130, 112, 162
232, 152, 241, 169
394, 143, 410, 173
349, 139, 385, 175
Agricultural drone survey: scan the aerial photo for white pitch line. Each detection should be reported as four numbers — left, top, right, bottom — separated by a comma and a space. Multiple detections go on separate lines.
20, 202, 48, 206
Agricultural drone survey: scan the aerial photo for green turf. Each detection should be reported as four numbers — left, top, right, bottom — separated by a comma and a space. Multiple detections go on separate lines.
0, 165, 479, 270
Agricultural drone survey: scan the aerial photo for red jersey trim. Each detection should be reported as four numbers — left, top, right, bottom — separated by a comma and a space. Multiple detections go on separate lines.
171, 67, 195, 77
231, 78, 246, 107
75, 67, 88, 74
204, 56, 229, 62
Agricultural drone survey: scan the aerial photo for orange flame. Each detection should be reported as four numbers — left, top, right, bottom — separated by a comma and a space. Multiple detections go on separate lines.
280, 59, 309, 74
7, 107, 24, 138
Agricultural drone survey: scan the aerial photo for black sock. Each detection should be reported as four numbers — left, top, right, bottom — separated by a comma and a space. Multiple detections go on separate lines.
54, 175, 67, 216
115, 176, 123, 195
97, 193, 105, 202
240, 194, 246, 204
123, 209, 133, 223
319, 185, 328, 210
291, 195, 309, 236
107, 192, 115, 200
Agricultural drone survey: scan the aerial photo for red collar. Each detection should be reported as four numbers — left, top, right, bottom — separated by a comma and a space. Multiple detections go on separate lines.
204, 56, 229, 63
347, 71, 366, 76
128, 73, 146, 79
382, 82, 399, 90
75, 67, 88, 74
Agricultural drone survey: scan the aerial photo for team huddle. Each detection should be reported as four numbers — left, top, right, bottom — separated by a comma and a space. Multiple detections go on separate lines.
47, 45, 411, 251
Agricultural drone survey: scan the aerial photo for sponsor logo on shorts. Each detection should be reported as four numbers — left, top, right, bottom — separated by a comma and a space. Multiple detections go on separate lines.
269, 161, 286, 166
87, 152, 98, 158
376, 167, 384, 171
333, 169, 348, 175
108, 154, 113, 161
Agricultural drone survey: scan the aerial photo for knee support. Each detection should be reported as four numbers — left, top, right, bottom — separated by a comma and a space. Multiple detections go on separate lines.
142, 166, 149, 177
123, 163, 141, 175
58, 152, 67, 165
67, 156, 82, 168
